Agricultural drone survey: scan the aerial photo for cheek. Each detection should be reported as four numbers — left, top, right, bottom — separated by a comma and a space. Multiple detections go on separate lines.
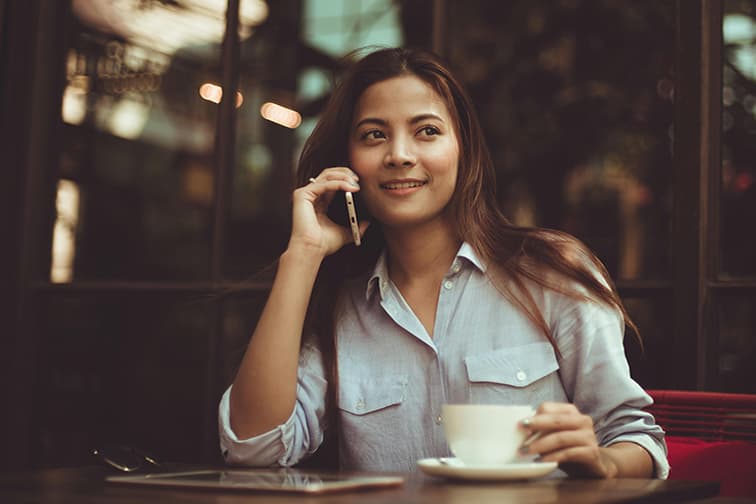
426, 143, 459, 177
348, 147, 377, 176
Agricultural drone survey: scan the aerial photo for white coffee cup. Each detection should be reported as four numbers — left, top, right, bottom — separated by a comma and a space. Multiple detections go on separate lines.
441, 404, 535, 466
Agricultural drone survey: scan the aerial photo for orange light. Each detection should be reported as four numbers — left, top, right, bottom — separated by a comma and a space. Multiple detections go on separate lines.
199, 83, 222, 104
260, 102, 302, 129
199, 83, 244, 108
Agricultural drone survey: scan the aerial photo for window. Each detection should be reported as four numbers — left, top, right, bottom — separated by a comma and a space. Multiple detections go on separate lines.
716, 0, 756, 390
2, 0, 753, 470
444, 0, 678, 384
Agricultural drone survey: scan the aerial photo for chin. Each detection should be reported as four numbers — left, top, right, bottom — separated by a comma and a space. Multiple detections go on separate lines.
380, 213, 447, 231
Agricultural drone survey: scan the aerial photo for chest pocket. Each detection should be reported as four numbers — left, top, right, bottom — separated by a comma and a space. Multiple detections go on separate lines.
338, 376, 408, 416
463, 342, 560, 405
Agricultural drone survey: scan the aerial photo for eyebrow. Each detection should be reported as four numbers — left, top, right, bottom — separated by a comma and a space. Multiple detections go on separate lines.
353, 113, 446, 129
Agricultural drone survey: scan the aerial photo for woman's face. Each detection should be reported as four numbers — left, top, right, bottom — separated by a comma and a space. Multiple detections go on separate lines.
348, 74, 459, 231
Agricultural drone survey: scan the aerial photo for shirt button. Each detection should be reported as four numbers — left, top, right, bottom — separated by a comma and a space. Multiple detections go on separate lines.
356, 399, 365, 411
516, 370, 527, 381
435, 415, 443, 425
451, 261, 461, 273
443, 280, 453, 290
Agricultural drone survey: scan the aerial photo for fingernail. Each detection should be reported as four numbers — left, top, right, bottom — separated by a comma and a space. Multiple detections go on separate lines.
350, 181, 359, 188
519, 445, 530, 454
521, 417, 532, 427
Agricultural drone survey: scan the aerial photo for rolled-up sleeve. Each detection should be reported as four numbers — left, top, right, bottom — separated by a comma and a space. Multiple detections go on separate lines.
555, 302, 670, 479
218, 341, 328, 467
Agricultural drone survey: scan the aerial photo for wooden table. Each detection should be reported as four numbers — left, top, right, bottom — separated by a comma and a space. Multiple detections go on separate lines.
0, 465, 720, 503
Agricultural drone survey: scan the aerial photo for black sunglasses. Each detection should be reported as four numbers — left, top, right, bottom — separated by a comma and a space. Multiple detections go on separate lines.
92, 444, 161, 472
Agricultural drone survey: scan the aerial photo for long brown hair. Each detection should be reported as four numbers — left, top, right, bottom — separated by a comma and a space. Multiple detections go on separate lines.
296, 46, 638, 433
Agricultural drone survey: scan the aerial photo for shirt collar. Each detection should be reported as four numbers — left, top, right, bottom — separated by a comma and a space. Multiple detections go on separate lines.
365, 241, 487, 301
457, 241, 487, 273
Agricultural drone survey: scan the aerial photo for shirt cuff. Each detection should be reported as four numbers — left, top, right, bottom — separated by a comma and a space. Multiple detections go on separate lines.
609, 433, 670, 479
218, 386, 297, 467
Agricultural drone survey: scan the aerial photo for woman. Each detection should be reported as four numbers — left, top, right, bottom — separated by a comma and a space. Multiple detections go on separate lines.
219, 47, 668, 478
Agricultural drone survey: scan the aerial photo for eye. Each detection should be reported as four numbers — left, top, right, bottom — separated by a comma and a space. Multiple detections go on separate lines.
419, 125, 441, 136
360, 129, 385, 141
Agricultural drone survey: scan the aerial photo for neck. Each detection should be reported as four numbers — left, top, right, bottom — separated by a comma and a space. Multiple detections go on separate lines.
383, 218, 462, 288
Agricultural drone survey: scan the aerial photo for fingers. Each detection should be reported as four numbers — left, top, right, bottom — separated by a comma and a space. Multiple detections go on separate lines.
519, 402, 602, 473
517, 402, 612, 477
306, 167, 360, 191
522, 427, 597, 458
289, 167, 367, 255
541, 446, 609, 478
295, 169, 359, 214
523, 402, 592, 433
539, 443, 600, 464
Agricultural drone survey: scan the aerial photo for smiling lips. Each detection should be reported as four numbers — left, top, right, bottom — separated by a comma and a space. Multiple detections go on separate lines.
380, 179, 428, 190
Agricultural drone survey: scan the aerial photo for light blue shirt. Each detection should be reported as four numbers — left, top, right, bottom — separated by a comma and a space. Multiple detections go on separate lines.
219, 243, 669, 478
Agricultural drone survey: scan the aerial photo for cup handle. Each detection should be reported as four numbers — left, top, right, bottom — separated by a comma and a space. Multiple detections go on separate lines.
521, 430, 542, 448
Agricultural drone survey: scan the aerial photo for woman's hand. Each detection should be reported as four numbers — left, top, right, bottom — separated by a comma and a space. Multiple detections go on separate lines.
289, 167, 369, 257
519, 402, 618, 478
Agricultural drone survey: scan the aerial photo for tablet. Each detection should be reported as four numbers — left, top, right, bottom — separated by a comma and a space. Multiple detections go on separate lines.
106, 469, 405, 494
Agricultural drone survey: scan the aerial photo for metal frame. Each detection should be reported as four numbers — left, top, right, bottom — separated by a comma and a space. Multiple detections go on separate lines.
0, 0, 69, 470
670, 0, 717, 389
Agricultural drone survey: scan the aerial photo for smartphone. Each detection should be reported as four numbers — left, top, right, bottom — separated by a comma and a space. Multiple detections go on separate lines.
345, 191, 361, 246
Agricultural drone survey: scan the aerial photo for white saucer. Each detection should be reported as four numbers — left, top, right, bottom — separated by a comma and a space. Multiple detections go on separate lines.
417, 458, 558, 481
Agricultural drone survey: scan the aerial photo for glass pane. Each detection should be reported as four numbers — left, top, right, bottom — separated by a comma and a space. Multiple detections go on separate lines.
622, 296, 674, 389
52, 1, 227, 282
220, 293, 269, 389
225, 0, 432, 278
721, 0, 756, 277
35, 294, 215, 467
716, 295, 756, 393
446, 0, 675, 281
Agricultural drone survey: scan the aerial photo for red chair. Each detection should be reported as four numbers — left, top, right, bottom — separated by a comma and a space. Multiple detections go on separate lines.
645, 389, 756, 498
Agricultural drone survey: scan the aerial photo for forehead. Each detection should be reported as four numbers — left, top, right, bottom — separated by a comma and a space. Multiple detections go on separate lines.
352, 74, 453, 121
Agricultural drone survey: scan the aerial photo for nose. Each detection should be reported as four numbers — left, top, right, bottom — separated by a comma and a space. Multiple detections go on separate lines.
384, 138, 416, 168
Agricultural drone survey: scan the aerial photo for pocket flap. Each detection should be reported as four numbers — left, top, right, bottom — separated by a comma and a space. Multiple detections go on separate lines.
338, 376, 407, 415
464, 342, 558, 387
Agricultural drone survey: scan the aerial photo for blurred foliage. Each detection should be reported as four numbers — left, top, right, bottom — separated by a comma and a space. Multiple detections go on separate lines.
447, 0, 675, 278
